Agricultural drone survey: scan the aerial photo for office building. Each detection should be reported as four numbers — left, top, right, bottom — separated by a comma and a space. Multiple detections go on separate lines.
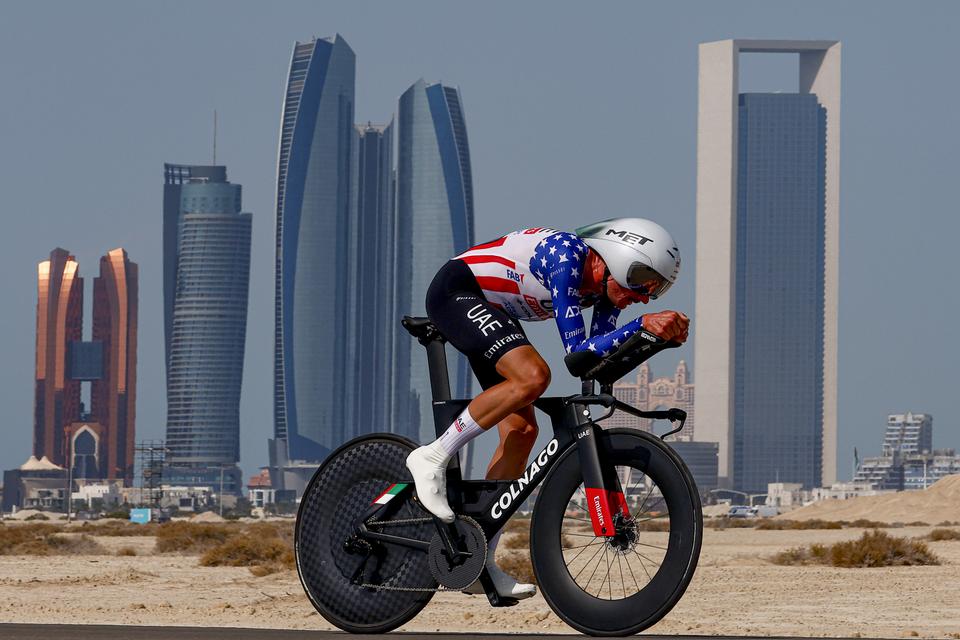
34, 248, 83, 467
163, 166, 252, 494
271, 36, 356, 490
882, 412, 932, 456
163, 164, 228, 372
853, 412, 958, 491
89, 249, 138, 483
31, 248, 138, 484
349, 122, 396, 437
694, 40, 841, 491
396, 79, 475, 444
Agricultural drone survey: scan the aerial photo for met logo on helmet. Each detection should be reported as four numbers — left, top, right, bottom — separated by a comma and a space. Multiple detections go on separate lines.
605, 229, 653, 246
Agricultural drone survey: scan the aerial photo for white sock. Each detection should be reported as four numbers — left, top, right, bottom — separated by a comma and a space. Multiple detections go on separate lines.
434, 409, 485, 457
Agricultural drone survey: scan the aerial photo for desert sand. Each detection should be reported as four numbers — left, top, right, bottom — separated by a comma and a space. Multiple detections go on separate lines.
779, 475, 960, 525
0, 523, 958, 638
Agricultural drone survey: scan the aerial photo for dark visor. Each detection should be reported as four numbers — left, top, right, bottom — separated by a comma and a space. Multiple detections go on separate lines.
625, 263, 672, 299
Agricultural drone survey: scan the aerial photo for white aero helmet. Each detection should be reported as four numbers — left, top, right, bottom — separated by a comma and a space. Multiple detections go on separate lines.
575, 217, 681, 299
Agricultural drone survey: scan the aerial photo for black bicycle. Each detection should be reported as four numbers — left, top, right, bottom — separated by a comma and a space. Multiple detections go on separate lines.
295, 316, 702, 636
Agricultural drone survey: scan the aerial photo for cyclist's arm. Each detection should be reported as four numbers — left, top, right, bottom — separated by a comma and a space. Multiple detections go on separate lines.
589, 296, 621, 338
533, 232, 643, 356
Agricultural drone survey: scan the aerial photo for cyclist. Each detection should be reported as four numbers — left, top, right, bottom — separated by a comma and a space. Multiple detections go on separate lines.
406, 217, 689, 599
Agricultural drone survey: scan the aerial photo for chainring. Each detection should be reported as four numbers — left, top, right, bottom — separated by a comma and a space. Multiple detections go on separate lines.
427, 516, 487, 590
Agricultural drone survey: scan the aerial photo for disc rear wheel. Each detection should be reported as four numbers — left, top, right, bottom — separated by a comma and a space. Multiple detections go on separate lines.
295, 434, 436, 633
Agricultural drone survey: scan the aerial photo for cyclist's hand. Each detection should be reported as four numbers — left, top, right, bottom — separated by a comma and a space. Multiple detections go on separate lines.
641, 311, 689, 343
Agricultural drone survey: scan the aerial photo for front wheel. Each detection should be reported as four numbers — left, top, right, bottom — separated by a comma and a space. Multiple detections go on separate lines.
531, 428, 702, 636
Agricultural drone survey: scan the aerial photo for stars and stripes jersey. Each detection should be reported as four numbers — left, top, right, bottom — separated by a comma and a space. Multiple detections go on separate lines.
453, 228, 645, 355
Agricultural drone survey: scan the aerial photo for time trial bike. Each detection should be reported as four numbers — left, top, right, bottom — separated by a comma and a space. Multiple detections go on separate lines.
295, 316, 702, 636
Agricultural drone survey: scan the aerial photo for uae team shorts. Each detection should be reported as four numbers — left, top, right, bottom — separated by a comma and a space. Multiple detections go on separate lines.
425, 259, 532, 390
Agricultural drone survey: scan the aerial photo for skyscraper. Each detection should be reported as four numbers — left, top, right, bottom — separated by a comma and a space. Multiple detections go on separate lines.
163, 167, 251, 493
396, 79, 475, 444
33, 248, 138, 483
694, 40, 840, 491
163, 164, 228, 372
90, 248, 139, 483
272, 35, 356, 482
34, 248, 82, 467
349, 122, 396, 437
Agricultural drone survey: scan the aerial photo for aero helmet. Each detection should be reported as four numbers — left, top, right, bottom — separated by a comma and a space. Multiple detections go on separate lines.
575, 217, 681, 299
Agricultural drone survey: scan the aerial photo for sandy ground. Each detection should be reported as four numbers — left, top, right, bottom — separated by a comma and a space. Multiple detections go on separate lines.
0, 525, 958, 637
779, 475, 960, 525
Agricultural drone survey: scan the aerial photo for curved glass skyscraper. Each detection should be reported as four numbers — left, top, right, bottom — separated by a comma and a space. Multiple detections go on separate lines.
163, 169, 251, 493
396, 80, 475, 444
273, 36, 356, 467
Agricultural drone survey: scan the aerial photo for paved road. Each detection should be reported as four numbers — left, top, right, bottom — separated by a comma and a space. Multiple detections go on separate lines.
0, 627, 572, 639
0, 626, 873, 640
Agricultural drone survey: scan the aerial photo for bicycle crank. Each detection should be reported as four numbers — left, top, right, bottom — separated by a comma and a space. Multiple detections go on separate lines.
427, 515, 487, 589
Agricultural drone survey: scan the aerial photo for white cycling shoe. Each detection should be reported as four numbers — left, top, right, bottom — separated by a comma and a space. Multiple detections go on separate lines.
405, 444, 455, 523
464, 561, 537, 600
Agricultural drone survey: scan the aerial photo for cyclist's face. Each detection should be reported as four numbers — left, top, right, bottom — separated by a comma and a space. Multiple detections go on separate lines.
606, 277, 651, 309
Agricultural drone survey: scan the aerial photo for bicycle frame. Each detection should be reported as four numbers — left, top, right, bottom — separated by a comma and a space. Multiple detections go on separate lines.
359, 330, 685, 546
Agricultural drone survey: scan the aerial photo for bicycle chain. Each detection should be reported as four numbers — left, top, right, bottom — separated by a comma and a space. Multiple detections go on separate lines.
357, 515, 482, 593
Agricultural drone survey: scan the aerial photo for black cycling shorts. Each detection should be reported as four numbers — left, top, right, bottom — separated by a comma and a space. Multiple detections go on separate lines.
426, 259, 532, 390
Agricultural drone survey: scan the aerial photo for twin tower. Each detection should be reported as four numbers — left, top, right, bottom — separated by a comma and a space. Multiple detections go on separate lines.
33, 248, 138, 483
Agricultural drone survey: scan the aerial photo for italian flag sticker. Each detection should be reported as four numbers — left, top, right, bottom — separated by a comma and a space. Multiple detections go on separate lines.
372, 483, 408, 505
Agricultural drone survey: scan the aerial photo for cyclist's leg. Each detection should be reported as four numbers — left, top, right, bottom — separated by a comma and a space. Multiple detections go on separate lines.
407, 260, 547, 523
485, 404, 539, 480
466, 346, 550, 429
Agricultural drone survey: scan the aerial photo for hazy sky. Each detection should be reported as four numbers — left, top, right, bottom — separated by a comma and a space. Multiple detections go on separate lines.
1, 1, 957, 483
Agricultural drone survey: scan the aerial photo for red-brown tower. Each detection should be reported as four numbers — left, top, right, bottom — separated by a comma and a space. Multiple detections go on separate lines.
32, 248, 138, 484
33, 248, 83, 467
91, 248, 139, 484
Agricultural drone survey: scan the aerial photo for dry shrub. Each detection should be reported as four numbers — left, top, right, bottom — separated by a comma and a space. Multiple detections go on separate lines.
634, 518, 671, 532
116, 546, 137, 556
11, 533, 106, 556
937, 520, 959, 527
503, 530, 530, 550
199, 535, 294, 576
843, 519, 891, 529
926, 528, 960, 542
496, 552, 536, 585
25, 513, 50, 521
154, 522, 233, 553
772, 530, 939, 567
757, 519, 842, 531
196, 522, 296, 576
704, 517, 756, 530
503, 518, 530, 534
906, 521, 930, 527
0, 524, 60, 554
245, 521, 293, 547
772, 544, 829, 565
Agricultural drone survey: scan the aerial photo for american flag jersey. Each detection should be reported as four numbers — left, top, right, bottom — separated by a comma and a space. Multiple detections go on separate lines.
454, 228, 645, 355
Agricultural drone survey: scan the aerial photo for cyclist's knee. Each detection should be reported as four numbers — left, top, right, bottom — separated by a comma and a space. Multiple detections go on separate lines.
510, 363, 550, 405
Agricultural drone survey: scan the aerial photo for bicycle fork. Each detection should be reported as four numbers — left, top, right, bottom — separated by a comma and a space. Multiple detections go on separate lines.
574, 421, 630, 537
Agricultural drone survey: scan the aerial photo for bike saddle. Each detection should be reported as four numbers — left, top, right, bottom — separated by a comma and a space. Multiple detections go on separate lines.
402, 316, 446, 344
564, 329, 680, 385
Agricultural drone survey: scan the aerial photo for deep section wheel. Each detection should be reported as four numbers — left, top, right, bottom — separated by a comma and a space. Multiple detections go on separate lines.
296, 434, 436, 633
531, 428, 702, 636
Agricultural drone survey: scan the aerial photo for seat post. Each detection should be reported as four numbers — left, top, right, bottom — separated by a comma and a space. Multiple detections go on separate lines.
426, 340, 452, 402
